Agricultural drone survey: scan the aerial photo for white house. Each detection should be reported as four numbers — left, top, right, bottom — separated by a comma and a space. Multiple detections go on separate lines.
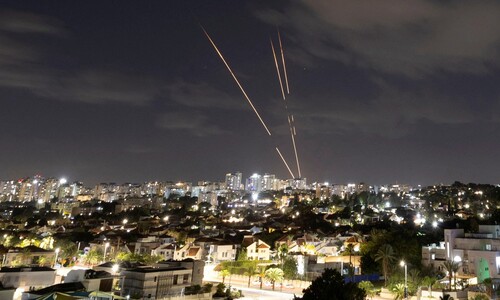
242, 236, 271, 261
422, 225, 500, 282
152, 243, 176, 261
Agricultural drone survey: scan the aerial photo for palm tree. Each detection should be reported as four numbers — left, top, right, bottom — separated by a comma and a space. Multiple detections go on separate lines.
391, 283, 406, 300
346, 243, 355, 269
37, 256, 49, 267
421, 276, 437, 298
359, 281, 377, 300
408, 269, 421, 294
257, 266, 266, 289
264, 267, 284, 291
277, 243, 288, 265
244, 261, 257, 287
443, 260, 460, 290
374, 244, 396, 286
220, 269, 230, 284
85, 249, 102, 266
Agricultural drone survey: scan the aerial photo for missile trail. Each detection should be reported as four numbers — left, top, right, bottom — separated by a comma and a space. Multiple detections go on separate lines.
273, 30, 302, 178
202, 27, 272, 136
290, 123, 301, 178
278, 30, 290, 94
276, 147, 295, 178
270, 38, 286, 101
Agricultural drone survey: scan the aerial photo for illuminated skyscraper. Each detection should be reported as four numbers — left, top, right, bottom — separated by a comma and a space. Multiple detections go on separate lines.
246, 173, 262, 192
225, 172, 242, 191
262, 174, 277, 191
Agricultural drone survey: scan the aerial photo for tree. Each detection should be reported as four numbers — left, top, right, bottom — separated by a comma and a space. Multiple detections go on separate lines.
345, 243, 356, 279
408, 269, 421, 295
469, 294, 489, 300
56, 241, 78, 266
277, 243, 289, 264
443, 260, 459, 290
391, 283, 406, 300
358, 281, 378, 300
482, 278, 493, 297
142, 253, 162, 265
282, 257, 298, 280
295, 268, 365, 300
243, 261, 258, 287
421, 276, 437, 298
374, 244, 396, 286
264, 268, 284, 291
84, 249, 102, 266
37, 256, 49, 267
19, 247, 32, 265
220, 269, 230, 284
257, 266, 266, 290
237, 248, 248, 261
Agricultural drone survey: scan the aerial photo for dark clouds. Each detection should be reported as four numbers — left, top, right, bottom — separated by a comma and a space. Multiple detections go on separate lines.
258, 0, 500, 76
256, 0, 500, 140
0, 1, 499, 185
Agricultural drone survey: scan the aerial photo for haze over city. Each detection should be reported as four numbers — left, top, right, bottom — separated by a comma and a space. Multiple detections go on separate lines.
1, 1, 499, 185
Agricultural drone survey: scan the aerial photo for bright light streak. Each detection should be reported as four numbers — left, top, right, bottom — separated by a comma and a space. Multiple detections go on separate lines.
275, 147, 295, 178
278, 30, 290, 94
270, 38, 286, 100
202, 27, 272, 136
290, 122, 301, 178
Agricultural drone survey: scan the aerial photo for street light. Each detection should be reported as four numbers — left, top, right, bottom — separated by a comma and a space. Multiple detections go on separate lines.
54, 248, 60, 268
112, 263, 119, 274
400, 260, 408, 299
103, 242, 110, 262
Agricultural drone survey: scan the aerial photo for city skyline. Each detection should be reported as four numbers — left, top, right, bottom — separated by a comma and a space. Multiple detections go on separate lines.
1, 1, 499, 186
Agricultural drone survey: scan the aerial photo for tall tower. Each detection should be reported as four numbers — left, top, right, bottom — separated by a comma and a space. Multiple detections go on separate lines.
225, 172, 242, 191
262, 174, 276, 191
246, 173, 262, 193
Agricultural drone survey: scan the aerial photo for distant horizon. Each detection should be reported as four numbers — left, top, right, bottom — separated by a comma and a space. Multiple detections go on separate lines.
1, 172, 498, 189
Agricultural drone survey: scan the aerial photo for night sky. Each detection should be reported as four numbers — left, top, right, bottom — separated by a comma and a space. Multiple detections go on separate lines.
1, 1, 499, 186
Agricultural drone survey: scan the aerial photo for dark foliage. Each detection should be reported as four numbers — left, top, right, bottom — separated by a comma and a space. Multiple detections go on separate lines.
294, 268, 365, 300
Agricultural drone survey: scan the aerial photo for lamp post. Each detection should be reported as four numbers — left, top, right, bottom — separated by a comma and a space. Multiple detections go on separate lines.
103, 242, 110, 262
54, 248, 60, 268
400, 260, 407, 299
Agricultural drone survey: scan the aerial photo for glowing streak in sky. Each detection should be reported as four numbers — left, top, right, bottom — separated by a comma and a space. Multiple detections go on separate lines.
272, 29, 302, 178
271, 38, 286, 101
290, 123, 301, 177
276, 147, 295, 178
278, 30, 290, 94
202, 27, 272, 136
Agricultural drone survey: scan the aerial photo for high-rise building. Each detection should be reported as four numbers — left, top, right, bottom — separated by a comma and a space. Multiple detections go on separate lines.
225, 172, 242, 191
288, 177, 307, 190
246, 173, 262, 192
41, 178, 59, 202
262, 174, 277, 191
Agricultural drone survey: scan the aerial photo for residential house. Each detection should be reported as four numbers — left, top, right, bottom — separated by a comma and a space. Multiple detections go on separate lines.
3, 246, 55, 267
174, 245, 202, 261
152, 244, 176, 261
422, 225, 500, 282
0, 266, 55, 294
121, 266, 193, 299
242, 235, 271, 261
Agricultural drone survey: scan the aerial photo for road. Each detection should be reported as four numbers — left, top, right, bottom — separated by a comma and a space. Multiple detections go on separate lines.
204, 264, 305, 299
